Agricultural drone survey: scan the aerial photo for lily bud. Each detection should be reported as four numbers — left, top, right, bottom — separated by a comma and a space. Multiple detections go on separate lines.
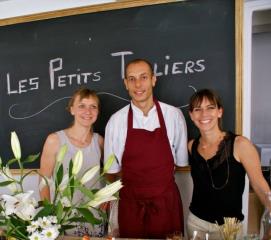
56, 145, 68, 163
87, 180, 123, 208
95, 180, 123, 199
58, 174, 69, 192
11, 132, 21, 160
72, 150, 83, 175
87, 196, 117, 208
80, 165, 100, 185
103, 154, 115, 173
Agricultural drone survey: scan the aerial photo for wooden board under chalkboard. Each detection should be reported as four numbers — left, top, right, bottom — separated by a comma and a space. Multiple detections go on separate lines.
0, 0, 242, 169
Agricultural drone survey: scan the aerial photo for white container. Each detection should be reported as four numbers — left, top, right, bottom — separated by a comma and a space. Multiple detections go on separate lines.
255, 144, 271, 166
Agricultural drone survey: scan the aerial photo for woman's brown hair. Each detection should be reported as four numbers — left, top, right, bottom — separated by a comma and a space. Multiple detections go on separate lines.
67, 87, 100, 113
189, 89, 223, 130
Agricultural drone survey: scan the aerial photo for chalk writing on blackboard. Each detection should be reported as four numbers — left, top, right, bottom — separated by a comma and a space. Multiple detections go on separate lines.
8, 85, 196, 120
5, 51, 206, 95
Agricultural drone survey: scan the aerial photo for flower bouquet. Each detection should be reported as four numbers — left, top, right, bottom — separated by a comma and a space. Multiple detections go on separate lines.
0, 132, 122, 240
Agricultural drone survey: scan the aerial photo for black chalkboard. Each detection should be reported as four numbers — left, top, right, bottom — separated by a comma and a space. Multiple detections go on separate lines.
0, 0, 241, 168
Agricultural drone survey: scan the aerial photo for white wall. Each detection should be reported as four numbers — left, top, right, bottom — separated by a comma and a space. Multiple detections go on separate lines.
243, 0, 271, 235
251, 32, 271, 144
0, 0, 115, 20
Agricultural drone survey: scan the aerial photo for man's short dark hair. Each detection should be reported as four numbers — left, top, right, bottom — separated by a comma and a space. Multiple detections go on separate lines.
125, 58, 153, 78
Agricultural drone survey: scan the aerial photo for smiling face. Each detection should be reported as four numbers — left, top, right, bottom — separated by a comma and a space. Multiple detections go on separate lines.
124, 61, 156, 111
189, 97, 223, 133
70, 95, 99, 128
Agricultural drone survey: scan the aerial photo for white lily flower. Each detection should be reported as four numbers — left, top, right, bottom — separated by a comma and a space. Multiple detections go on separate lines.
87, 180, 123, 208
11, 132, 21, 160
72, 150, 83, 175
103, 154, 115, 173
95, 180, 123, 199
80, 165, 100, 185
58, 174, 69, 192
56, 145, 67, 163
0, 167, 18, 193
15, 191, 37, 220
88, 196, 117, 208
1, 190, 37, 220
0, 194, 17, 215
16, 203, 36, 221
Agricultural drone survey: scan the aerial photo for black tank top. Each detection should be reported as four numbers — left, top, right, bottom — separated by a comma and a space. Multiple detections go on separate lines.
189, 132, 246, 224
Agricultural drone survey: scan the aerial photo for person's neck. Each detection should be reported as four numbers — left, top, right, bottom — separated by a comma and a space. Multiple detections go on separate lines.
66, 125, 92, 143
199, 129, 224, 149
132, 99, 155, 116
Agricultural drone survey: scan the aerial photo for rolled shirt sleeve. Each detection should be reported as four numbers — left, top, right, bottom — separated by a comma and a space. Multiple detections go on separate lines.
171, 108, 188, 167
103, 106, 128, 174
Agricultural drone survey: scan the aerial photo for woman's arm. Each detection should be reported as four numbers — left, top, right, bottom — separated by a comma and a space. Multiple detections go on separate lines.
235, 136, 270, 207
98, 134, 104, 160
39, 133, 60, 201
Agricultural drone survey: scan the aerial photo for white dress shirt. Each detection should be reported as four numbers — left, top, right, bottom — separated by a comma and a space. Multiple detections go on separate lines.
104, 101, 188, 173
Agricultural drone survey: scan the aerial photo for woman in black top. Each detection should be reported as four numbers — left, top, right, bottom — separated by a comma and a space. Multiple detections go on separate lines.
187, 89, 270, 240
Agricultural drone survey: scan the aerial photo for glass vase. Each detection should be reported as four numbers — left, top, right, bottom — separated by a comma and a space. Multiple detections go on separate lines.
261, 192, 271, 240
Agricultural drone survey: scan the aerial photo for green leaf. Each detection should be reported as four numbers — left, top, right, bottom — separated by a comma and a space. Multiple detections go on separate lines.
60, 224, 76, 231
70, 176, 75, 200
77, 185, 95, 200
56, 201, 63, 222
6, 158, 17, 166
0, 180, 14, 187
77, 208, 102, 225
68, 159, 73, 178
39, 198, 51, 207
35, 204, 54, 219
0, 221, 7, 226
22, 153, 40, 163
9, 217, 28, 237
98, 209, 108, 221
62, 186, 71, 198
56, 164, 64, 185
68, 159, 75, 199
67, 216, 87, 223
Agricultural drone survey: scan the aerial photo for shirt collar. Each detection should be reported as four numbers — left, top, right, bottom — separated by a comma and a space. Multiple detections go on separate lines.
130, 101, 157, 117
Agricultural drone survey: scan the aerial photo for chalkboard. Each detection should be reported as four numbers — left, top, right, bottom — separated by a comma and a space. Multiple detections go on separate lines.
0, 0, 242, 168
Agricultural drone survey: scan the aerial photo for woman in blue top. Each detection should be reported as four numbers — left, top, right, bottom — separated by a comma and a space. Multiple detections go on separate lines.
187, 89, 270, 240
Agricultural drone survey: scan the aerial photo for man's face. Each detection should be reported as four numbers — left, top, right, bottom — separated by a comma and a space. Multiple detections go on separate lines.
124, 61, 156, 109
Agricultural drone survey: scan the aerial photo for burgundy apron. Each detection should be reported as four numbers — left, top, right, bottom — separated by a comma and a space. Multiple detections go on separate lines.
118, 99, 184, 238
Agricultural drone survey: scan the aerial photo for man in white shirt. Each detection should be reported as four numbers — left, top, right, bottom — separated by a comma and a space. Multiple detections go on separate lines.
104, 59, 188, 238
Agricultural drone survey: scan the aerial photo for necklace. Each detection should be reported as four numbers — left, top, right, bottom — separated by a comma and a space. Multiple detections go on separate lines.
200, 133, 224, 150
206, 140, 230, 190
